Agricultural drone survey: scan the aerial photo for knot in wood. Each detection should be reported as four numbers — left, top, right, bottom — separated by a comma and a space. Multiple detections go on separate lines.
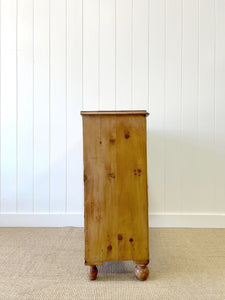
109, 138, 116, 144
108, 172, 116, 179
118, 234, 123, 241
107, 245, 112, 251
124, 132, 130, 139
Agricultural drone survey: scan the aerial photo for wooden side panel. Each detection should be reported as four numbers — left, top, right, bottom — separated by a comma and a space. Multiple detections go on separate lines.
83, 115, 149, 265
116, 116, 149, 263
83, 116, 105, 264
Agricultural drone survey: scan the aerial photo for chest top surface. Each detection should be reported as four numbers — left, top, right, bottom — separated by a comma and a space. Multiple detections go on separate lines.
80, 110, 149, 116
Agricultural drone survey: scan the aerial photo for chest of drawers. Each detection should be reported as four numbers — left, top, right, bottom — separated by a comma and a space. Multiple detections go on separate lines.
81, 110, 149, 280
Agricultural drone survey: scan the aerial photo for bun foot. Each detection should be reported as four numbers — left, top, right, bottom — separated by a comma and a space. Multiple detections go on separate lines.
87, 265, 98, 280
135, 264, 149, 281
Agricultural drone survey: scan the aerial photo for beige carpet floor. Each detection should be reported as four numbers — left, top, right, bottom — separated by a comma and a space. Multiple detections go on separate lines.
0, 228, 225, 300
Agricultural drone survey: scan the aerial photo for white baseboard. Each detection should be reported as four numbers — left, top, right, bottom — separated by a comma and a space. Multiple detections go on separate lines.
149, 213, 225, 228
0, 212, 225, 228
0, 213, 84, 227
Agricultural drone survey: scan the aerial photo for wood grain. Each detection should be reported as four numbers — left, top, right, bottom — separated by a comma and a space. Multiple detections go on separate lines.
82, 112, 149, 266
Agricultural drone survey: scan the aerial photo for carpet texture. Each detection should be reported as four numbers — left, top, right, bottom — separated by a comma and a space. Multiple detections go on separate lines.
0, 228, 225, 300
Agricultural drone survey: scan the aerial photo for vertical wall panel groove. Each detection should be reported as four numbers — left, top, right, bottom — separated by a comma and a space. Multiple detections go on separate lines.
131, 0, 133, 109
147, 0, 150, 112
213, 0, 216, 148
197, 0, 215, 213
1, 0, 17, 212
98, 0, 100, 110
32, 0, 34, 212
197, 0, 200, 144
34, 0, 50, 212
16, 0, 18, 212
180, 0, 183, 211
115, 0, 117, 109
180, 0, 183, 139
0, 0, 1, 213
17, 0, 33, 212
133, 0, 148, 110
165, 0, 182, 213
99, 0, 115, 109
116, 0, 132, 109
163, 0, 166, 214
81, 0, 83, 110
215, 0, 225, 212
50, 0, 67, 212
213, 0, 216, 211
48, 0, 51, 212
67, 0, 83, 213
83, 0, 99, 110
65, 0, 68, 213
146, 0, 150, 217
148, 0, 166, 214
181, 0, 198, 212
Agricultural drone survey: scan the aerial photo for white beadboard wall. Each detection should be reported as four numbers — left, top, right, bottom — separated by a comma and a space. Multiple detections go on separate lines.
0, 0, 225, 227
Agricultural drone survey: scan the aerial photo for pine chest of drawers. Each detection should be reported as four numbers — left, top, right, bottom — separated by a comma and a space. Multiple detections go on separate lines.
81, 110, 149, 280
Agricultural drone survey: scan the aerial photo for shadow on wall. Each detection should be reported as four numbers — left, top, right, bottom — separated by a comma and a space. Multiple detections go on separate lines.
147, 129, 225, 214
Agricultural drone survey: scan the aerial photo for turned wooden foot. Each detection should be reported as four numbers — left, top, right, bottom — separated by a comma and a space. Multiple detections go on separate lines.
134, 264, 149, 281
87, 265, 98, 280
